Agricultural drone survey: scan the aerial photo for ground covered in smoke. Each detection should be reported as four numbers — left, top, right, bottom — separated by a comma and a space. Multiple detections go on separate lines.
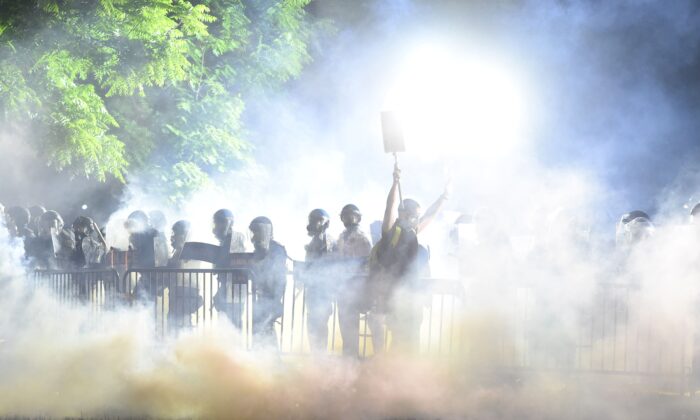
3, 226, 700, 420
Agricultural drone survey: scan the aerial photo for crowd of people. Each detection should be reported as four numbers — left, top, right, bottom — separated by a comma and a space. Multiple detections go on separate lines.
0, 166, 693, 355
0, 167, 450, 355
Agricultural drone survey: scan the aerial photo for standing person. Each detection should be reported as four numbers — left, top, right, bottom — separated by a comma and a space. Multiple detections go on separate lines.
27, 210, 74, 269
166, 220, 203, 331
249, 216, 287, 349
72, 216, 107, 268
149, 210, 170, 267
5, 206, 35, 240
125, 210, 158, 299
28, 205, 46, 235
367, 165, 449, 354
212, 208, 246, 261
212, 208, 247, 325
303, 209, 336, 352
125, 210, 157, 268
336, 204, 372, 357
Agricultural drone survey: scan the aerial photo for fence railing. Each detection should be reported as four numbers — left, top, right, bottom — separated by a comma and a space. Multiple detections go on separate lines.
33, 267, 463, 357
456, 282, 693, 394
121, 268, 255, 345
33, 269, 121, 312
32, 268, 697, 392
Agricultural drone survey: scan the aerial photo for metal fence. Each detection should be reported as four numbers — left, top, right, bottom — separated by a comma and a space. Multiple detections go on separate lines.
31, 267, 696, 392
457, 282, 693, 394
33, 266, 464, 357
120, 268, 254, 344
33, 269, 121, 311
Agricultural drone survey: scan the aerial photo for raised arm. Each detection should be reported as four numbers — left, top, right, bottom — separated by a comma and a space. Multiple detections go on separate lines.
382, 165, 401, 234
416, 180, 451, 234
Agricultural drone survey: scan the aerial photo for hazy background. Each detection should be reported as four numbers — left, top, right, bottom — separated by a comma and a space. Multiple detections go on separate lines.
2, 0, 700, 241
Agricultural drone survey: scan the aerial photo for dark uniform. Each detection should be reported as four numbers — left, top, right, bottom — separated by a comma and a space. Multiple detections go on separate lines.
367, 221, 427, 353
304, 231, 336, 351
251, 240, 287, 347
336, 204, 372, 356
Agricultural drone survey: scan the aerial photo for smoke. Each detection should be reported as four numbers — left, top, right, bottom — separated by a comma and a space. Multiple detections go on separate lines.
6, 0, 700, 418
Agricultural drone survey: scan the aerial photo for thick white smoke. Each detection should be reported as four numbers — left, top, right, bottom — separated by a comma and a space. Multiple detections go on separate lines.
6, 168, 700, 418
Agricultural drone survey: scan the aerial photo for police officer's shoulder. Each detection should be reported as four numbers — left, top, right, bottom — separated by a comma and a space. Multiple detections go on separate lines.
270, 240, 287, 255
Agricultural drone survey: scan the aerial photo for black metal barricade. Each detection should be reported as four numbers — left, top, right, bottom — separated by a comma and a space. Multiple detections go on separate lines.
280, 266, 465, 357
460, 282, 693, 394
120, 267, 255, 345
33, 269, 121, 311
33, 266, 694, 394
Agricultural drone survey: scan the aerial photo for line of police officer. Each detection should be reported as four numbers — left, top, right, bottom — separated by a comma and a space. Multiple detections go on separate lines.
2, 165, 450, 355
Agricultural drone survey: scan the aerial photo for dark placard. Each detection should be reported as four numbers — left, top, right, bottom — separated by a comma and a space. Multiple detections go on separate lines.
180, 242, 219, 264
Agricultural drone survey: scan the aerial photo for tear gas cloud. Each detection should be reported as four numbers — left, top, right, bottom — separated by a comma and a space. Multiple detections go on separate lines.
4, 0, 700, 418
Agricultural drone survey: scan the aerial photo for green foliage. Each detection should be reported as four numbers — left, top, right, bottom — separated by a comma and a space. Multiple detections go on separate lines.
0, 0, 320, 201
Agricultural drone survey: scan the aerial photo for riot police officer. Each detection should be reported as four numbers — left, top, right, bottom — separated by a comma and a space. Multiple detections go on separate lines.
149, 210, 170, 267
249, 216, 287, 348
212, 209, 247, 326
303, 208, 336, 352
336, 204, 372, 356
27, 210, 74, 269
125, 210, 158, 269
212, 208, 246, 261
5, 206, 35, 240
126, 210, 159, 299
28, 205, 46, 235
72, 216, 107, 268
167, 220, 203, 330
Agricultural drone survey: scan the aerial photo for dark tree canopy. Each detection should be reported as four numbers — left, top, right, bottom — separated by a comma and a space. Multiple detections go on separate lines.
0, 0, 322, 202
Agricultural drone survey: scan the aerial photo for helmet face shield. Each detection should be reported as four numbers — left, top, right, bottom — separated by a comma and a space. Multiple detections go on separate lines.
38, 211, 64, 239
250, 223, 273, 252
340, 204, 362, 228
625, 217, 654, 244
212, 218, 232, 242
306, 209, 329, 236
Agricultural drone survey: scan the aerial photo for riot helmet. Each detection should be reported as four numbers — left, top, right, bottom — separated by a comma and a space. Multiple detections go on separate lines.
149, 210, 167, 231
6, 206, 30, 229
125, 210, 149, 234
249, 216, 273, 252
616, 210, 651, 247
340, 204, 362, 228
213, 208, 234, 243
307, 209, 330, 236
171, 220, 191, 250
28, 205, 46, 230
72, 216, 95, 238
38, 210, 64, 239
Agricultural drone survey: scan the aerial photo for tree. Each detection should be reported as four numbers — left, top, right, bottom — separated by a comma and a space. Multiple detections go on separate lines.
0, 0, 320, 202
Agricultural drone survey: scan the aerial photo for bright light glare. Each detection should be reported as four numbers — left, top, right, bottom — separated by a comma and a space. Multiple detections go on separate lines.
384, 44, 528, 159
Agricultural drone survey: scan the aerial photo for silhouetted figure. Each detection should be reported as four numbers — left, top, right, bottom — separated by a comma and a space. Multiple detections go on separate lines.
5, 206, 35, 240
28, 205, 46, 235
126, 210, 159, 299
367, 165, 449, 354
212, 208, 247, 326
336, 204, 372, 357
149, 210, 170, 267
249, 216, 287, 348
303, 208, 336, 352
72, 216, 107, 268
167, 220, 203, 331
26, 210, 74, 269
125, 210, 157, 269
